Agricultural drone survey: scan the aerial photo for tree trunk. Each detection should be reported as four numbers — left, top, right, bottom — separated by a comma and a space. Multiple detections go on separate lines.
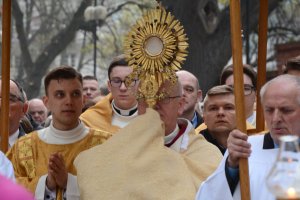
161, 0, 281, 94
12, 0, 92, 98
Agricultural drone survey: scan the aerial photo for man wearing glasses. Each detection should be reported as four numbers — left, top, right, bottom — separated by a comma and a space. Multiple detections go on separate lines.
75, 77, 222, 199
0, 79, 29, 147
7, 66, 111, 200
196, 74, 300, 200
220, 64, 257, 127
80, 55, 139, 133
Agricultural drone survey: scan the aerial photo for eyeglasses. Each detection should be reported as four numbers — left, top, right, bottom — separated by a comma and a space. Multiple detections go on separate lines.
157, 95, 181, 104
109, 79, 138, 88
228, 84, 255, 96
10, 93, 25, 103
0, 93, 24, 103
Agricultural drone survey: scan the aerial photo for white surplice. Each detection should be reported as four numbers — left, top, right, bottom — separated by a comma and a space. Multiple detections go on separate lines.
196, 134, 278, 200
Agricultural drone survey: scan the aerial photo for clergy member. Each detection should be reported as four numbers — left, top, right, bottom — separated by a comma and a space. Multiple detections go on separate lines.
75, 5, 221, 199
7, 66, 111, 200
196, 74, 300, 200
80, 55, 139, 133
74, 77, 222, 200
220, 64, 257, 127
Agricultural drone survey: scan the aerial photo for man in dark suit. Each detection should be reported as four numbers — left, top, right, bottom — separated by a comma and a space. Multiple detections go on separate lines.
176, 70, 203, 128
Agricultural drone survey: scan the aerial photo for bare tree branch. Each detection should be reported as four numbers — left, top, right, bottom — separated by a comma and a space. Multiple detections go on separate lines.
12, 0, 34, 73
12, 0, 93, 98
103, 21, 120, 52
106, 1, 152, 18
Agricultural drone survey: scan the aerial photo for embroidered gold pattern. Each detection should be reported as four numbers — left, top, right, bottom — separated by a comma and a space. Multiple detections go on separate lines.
18, 135, 35, 178
90, 129, 112, 148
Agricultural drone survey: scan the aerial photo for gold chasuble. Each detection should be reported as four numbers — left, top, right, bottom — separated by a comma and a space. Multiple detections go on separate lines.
80, 93, 120, 133
75, 109, 221, 200
180, 129, 222, 187
6, 129, 111, 198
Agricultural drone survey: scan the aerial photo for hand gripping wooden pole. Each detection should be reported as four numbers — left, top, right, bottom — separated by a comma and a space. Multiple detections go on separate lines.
229, 0, 251, 199
1, 0, 12, 152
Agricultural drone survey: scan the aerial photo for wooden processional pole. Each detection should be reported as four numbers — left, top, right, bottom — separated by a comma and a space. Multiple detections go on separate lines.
229, 0, 250, 199
256, 0, 268, 133
0, 0, 12, 152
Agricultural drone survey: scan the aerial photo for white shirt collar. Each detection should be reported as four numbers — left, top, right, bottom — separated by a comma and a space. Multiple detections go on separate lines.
38, 120, 89, 144
111, 100, 138, 116
9, 129, 20, 148
164, 124, 179, 145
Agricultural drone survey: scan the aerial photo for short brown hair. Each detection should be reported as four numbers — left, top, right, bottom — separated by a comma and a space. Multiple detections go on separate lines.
107, 55, 128, 79
220, 64, 257, 89
44, 66, 82, 95
203, 85, 234, 110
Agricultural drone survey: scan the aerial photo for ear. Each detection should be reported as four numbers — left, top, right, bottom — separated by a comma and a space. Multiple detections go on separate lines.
201, 103, 207, 122
42, 96, 50, 110
177, 96, 185, 116
82, 94, 86, 107
197, 89, 203, 102
107, 80, 112, 93
202, 112, 206, 124
22, 101, 29, 114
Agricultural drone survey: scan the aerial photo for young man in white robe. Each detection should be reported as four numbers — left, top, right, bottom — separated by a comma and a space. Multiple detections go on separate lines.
196, 74, 300, 200
7, 66, 111, 200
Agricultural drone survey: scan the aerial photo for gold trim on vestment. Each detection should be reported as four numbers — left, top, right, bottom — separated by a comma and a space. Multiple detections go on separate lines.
18, 135, 35, 179
90, 129, 112, 148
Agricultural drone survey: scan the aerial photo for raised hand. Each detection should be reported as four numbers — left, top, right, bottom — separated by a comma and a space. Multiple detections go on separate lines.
46, 166, 57, 191
47, 153, 68, 189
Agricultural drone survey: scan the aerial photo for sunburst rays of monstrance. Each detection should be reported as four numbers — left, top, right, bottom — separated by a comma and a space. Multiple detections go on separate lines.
124, 5, 189, 107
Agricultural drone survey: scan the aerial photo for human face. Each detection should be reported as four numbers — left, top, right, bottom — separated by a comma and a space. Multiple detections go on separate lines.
29, 99, 47, 124
0, 80, 28, 135
203, 94, 236, 134
262, 81, 300, 144
225, 74, 256, 118
138, 81, 184, 135
177, 71, 202, 118
107, 66, 138, 109
83, 79, 100, 100
43, 79, 84, 130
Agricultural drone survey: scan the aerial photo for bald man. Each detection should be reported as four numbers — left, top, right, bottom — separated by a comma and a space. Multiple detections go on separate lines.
197, 74, 300, 200
28, 98, 48, 126
176, 70, 203, 128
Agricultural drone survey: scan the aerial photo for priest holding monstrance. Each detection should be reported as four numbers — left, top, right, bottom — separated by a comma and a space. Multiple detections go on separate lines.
196, 74, 300, 200
74, 2, 221, 200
